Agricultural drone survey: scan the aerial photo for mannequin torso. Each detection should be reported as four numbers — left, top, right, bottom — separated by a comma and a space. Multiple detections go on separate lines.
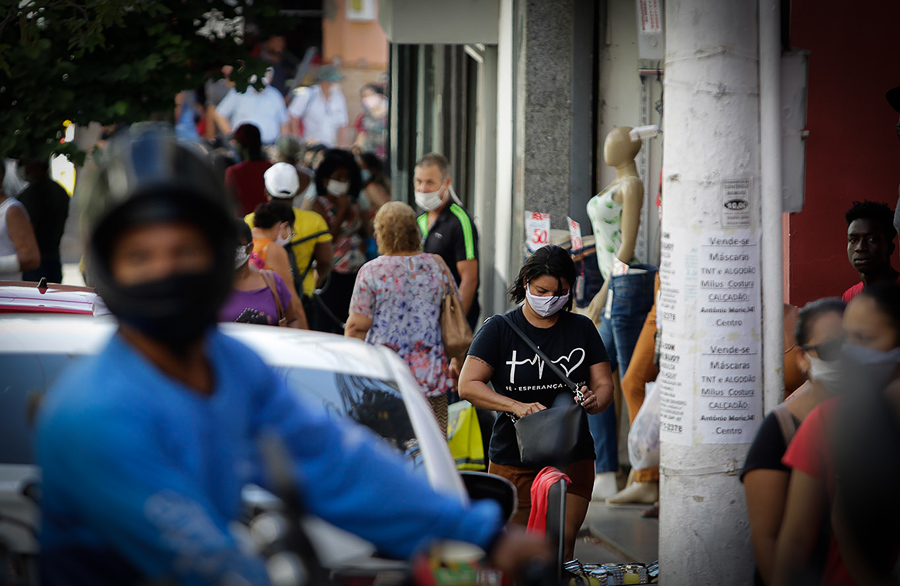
583, 127, 645, 324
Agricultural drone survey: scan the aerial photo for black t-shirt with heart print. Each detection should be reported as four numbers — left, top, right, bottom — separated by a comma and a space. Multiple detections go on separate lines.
467, 306, 609, 466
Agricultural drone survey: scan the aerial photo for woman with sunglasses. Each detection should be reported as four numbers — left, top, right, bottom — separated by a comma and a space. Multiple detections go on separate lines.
773, 283, 900, 586
741, 298, 845, 585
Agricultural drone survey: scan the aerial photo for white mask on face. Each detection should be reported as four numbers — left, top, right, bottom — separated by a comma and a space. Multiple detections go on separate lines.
327, 179, 349, 196
525, 283, 570, 317
808, 355, 843, 393
414, 183, 446, 211
235, 246, 251, 269
274, 224, 292, 247
362, 94, 382, 111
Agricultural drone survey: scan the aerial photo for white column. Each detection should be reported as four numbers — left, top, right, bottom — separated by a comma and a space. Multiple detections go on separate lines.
759, 0, 785, 414
658, 0, 761, 583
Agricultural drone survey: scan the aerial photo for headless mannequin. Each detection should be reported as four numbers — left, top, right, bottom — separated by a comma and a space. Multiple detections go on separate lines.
585, 127, 658, 501
585, 127, 644, 324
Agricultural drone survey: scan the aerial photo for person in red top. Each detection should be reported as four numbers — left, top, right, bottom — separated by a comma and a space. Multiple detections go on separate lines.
224, 123, 272, 217
773, 283, 900, 586
841, 200, 899, 301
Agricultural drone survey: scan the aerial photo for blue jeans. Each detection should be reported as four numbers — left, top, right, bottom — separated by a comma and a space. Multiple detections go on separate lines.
588, 265, 658, 474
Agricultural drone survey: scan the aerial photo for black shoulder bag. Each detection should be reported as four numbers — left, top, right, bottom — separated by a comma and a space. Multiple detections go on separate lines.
500, 314, 586, 469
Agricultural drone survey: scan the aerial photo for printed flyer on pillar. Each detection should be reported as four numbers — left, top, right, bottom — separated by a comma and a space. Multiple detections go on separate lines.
658, 228, 762, 445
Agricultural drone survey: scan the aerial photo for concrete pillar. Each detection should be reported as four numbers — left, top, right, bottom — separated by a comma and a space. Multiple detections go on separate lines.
658, 0, 761, 583
517, 0, 580, 231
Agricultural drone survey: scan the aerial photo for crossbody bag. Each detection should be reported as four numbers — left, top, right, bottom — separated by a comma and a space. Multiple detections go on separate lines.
499, 314, 585, 468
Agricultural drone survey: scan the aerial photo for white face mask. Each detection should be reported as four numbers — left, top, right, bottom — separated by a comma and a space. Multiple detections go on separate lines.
525, 283, 570, 317
362, 94, 383, 111
235, 246, 251, 269
415, 184, 446, 211
808, 355, 843, 393
274, 223, 292, 247
327, 179, 349, 196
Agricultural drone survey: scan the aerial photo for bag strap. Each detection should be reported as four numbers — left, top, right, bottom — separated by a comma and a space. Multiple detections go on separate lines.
430, 254, 453, 297
259, 269, 285, 325
286, 230, 329, 294
772, 403, 797, 446
291, 229, 330, 247
499, 313, 580, 396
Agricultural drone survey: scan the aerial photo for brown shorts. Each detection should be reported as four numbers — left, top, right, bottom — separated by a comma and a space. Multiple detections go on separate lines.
488, 459, 594, 526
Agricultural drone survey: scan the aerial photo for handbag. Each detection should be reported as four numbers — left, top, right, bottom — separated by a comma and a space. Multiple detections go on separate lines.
432, 255, 474, 361
499, 314, 585, 468
259, 269, 288, 327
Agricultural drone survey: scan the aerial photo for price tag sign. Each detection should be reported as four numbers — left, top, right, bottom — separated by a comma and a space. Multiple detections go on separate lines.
567, 216, 583, 253
525, 211, 551, 252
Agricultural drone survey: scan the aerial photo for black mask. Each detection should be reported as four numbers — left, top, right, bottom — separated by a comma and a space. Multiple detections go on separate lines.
111, 272, 219, 353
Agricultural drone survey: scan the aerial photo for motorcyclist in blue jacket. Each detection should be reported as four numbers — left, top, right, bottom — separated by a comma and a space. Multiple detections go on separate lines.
36, 125, 547, 585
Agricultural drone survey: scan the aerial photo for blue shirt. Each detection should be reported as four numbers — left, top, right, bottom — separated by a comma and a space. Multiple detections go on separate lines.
37, 329, 502, 585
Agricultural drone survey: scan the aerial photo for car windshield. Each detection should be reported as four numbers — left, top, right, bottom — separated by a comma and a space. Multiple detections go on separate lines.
0, 354, 423, 477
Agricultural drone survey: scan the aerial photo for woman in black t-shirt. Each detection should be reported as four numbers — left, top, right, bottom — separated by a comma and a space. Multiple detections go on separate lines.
459, 245, 614, 561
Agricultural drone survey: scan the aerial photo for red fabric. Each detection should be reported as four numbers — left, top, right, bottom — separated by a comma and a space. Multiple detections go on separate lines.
783, 399, 854, 586
842, 282, 864, 302
224, 161, 272, 217
526, 466, 570, 535
843, 276, 900, 302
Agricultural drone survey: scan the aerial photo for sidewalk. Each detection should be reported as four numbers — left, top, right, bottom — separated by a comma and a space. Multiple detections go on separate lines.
576, 500, 659, 565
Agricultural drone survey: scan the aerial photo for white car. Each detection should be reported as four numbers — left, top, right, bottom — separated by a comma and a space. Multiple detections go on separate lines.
0, 311, 505, 583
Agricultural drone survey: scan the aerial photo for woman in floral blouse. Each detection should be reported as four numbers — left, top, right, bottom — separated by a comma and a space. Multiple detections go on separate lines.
345, 201, 462, 432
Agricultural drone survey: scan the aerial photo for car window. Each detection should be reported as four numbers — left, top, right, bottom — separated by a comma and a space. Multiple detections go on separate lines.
0, 354, 424, 476
0, 354, 77, 464
273, 366, 424, 475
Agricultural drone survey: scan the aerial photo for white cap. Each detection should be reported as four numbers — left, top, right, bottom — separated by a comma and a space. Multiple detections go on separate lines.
264, 162, 300, 199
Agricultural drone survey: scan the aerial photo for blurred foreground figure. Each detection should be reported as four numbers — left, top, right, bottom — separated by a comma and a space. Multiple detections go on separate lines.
36, 125, 546, 586
772, 283, 900, 586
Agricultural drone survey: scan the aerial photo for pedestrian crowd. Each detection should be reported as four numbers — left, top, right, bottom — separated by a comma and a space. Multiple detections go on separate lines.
4, 39, 900, 584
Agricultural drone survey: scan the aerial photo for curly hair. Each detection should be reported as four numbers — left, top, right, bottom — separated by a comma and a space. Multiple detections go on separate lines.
374, 202, 421, 255
253, 201, 295, 230
314, 148, 362, 200
845, 200, 896, 241
508, 245, 577, 311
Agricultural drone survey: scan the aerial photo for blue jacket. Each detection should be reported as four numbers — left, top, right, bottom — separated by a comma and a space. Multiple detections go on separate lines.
37, 330, 501, 585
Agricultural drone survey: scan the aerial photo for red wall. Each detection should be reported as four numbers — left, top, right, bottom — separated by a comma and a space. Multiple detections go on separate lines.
787, 1, 900, 306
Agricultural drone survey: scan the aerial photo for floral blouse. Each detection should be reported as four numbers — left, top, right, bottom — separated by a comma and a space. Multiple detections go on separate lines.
349, 253, 459, 397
